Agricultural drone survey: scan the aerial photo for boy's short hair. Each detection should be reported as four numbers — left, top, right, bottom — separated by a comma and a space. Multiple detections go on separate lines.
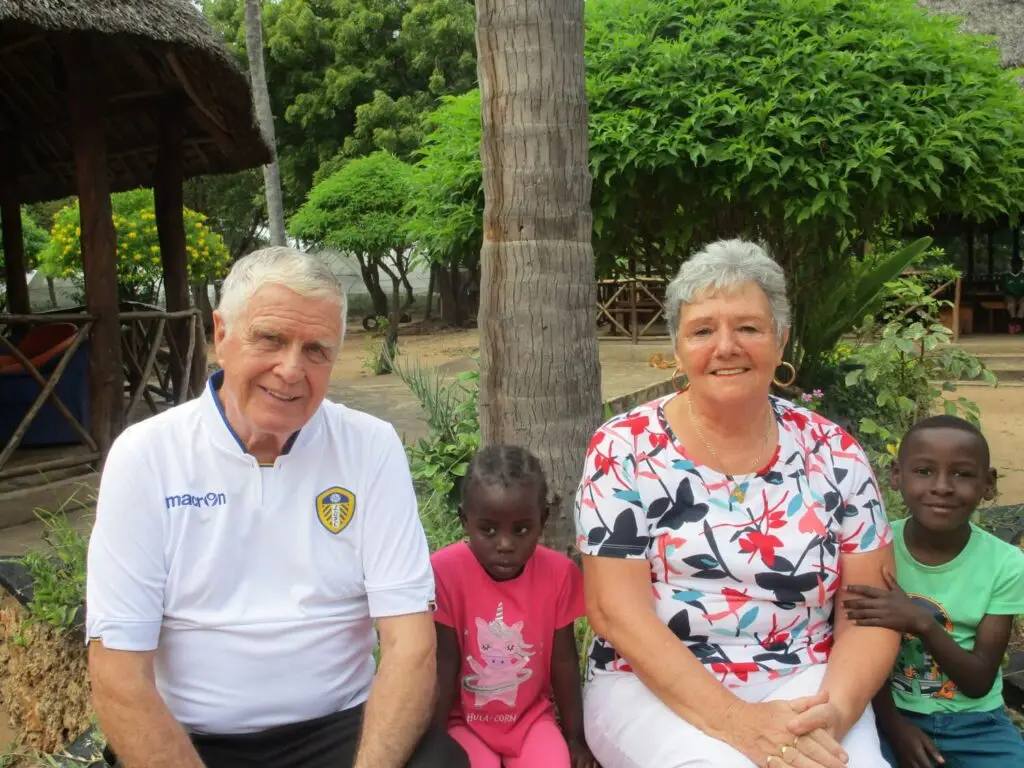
898, 415, 990, 467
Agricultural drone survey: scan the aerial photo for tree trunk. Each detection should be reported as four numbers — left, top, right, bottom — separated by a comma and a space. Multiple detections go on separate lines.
46, 276, 57, 309
475, 0, 602, 552
424, 262, 436, 321
244, 0, 287, 247
355, 253, 390, 317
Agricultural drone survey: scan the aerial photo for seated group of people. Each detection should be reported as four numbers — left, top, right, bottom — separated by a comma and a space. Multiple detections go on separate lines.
85, 244, 1023, 768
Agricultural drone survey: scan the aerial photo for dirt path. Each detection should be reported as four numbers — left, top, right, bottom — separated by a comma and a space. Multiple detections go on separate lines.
963, 383, 1024, 505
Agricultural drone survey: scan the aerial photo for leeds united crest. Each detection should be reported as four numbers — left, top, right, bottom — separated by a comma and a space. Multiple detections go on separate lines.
316, 486, 355, 534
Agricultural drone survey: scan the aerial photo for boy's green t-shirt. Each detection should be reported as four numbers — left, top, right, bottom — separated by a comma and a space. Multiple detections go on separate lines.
889, 518, 1024, 714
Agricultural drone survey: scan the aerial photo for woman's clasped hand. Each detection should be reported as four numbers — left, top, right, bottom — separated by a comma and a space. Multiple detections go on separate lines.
725, 691, 849, 768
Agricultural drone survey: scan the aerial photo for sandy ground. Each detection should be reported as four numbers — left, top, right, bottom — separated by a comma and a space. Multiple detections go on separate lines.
965, 383, 1024, 505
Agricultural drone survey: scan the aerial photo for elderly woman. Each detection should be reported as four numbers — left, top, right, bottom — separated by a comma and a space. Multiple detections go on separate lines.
574, 240, 898, 768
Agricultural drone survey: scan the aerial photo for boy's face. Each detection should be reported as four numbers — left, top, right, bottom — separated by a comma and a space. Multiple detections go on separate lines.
891, 427, 996, 534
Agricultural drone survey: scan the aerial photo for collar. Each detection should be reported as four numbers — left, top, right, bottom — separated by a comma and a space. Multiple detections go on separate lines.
199, 370, 321, 465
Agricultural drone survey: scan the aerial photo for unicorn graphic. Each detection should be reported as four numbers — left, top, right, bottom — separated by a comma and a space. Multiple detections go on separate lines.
462, 603, 535, 707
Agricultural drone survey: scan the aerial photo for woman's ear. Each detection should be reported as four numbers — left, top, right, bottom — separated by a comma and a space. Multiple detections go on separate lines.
779, 326, 790, 356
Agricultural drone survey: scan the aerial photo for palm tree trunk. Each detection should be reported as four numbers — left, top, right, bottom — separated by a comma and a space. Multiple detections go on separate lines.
244, 0, 286, 246
475, 0, 602, 552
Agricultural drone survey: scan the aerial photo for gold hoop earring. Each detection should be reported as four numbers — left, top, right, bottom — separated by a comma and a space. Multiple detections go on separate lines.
671, 371, 689, 392
773, 361, 797, 388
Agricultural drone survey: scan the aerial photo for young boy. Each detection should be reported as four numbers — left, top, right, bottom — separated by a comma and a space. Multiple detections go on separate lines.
844, 415, 1024, 768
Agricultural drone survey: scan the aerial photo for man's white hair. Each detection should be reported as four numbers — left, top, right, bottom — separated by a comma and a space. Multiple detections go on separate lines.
217, 246, 347, 341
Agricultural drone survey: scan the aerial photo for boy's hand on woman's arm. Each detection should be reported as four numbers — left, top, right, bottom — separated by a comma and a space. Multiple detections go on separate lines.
843, 569, 934, 636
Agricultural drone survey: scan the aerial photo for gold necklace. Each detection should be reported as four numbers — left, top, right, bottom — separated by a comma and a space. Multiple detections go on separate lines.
686, 395, 774, 505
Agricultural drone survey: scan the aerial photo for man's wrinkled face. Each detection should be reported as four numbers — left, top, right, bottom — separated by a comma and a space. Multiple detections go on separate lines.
213, 284, 341, 444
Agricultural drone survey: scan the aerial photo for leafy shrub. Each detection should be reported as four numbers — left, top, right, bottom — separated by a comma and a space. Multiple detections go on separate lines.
390, 357, 480, 551
20, 509, 90, 635
40, 189, 231, 305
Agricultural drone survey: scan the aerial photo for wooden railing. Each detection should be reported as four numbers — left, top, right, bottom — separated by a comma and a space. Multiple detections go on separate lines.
0, 315, 99, 481
0, 306, 205, 481
597, 276, 668, 343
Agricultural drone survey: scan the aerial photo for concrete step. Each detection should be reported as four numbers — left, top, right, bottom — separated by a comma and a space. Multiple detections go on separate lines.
0, 472, 98, 531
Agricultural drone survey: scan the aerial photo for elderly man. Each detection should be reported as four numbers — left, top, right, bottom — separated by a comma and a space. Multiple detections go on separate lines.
85, 247, 466, 768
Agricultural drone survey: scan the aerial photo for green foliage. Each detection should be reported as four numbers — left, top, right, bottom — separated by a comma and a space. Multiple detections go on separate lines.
796, 237, 932, 380
846, 320, 996, 442
20, 509, 90, 635
290, 151, 414, 255
184, 169, 268, 260
200, 0, 477, 212
390, 356, 480, 551
404, 92, 483, 266
0, 208, 49, 271
38, 190, 231, 304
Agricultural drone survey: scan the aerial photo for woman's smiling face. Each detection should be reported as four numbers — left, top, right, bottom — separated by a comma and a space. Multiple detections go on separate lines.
674, 281, 786, 404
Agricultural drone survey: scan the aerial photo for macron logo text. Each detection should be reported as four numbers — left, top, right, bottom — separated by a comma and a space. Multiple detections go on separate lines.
165, 492, 227, 510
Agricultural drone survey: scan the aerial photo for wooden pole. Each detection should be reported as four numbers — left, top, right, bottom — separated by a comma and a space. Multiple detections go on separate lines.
64, 39, 124, 455
154, 101, 193, 399
0, 193, 30, 315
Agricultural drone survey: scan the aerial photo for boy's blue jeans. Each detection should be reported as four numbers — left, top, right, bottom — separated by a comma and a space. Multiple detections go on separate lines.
879, 707, 1024, 767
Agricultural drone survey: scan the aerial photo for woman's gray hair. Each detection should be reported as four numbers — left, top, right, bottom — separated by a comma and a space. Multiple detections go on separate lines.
665, 239, 790, 344
217, 246, 347, 339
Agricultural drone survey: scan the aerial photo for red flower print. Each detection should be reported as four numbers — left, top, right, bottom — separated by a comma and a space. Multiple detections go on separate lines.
587, 430, 605, 456
739, 531, 785, 567
767, 509, 786, 529
711, 661, 760, 683
619, 415, 650, 436
797, 507, 825, 536
836, 428, 857, 451
812, 635, 834, 655
594, 452, 614, 476
650, 432, 669, 450
782, 409, 809, 431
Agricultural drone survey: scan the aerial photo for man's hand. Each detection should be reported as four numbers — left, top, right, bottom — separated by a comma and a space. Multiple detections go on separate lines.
843, 569, 934, 636
887, 717, 945, 767
355, 612, 436, 768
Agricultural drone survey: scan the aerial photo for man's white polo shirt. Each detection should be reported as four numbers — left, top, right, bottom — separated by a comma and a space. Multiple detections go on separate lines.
85, 372, 435, 734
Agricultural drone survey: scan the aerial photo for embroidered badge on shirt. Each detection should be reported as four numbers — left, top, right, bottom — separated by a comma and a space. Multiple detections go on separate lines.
316, 486, 356, 534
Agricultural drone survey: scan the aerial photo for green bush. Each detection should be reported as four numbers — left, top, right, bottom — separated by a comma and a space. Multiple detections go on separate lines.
20, 508, 90, 635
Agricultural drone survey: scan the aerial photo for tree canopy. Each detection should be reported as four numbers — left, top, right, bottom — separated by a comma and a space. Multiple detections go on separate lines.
407, 0, 1024, 369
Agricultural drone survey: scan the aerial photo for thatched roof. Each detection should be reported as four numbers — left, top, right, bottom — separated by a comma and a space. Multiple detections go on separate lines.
0, 0, 271, 204
918, 1, 1024, 69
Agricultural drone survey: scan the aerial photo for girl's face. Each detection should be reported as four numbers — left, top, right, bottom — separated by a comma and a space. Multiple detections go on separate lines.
459, 481, 547, 581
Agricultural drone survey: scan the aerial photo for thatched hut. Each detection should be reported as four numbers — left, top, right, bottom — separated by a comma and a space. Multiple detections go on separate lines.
0, 1, 269, 501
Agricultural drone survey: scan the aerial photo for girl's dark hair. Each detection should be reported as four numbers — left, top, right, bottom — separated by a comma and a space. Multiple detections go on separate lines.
461, 445, 550, 511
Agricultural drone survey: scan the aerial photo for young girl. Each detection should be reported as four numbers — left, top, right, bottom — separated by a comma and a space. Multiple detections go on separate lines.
844, 416, 1024, 767
431, 445, 597, 768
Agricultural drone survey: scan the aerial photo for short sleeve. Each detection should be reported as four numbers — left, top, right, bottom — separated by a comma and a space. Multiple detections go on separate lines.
430, 548, 457, 628
574, 427, 650, 558
85, 430, 167, 651
554, 557, 585, 629
359, 427, 435, 618
987, 545, 1024, 616
833, 427, 891, 553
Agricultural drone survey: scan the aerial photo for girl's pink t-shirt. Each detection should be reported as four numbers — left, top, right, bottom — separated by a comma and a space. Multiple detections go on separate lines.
431, 542, 584, 757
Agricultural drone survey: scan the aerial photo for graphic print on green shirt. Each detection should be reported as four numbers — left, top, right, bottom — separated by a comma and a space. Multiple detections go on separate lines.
889, 518, 1024, 715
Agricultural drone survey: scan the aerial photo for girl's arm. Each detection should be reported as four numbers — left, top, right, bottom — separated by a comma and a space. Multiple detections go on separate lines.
433, 623, 461, 730
550, 623, 586, 748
